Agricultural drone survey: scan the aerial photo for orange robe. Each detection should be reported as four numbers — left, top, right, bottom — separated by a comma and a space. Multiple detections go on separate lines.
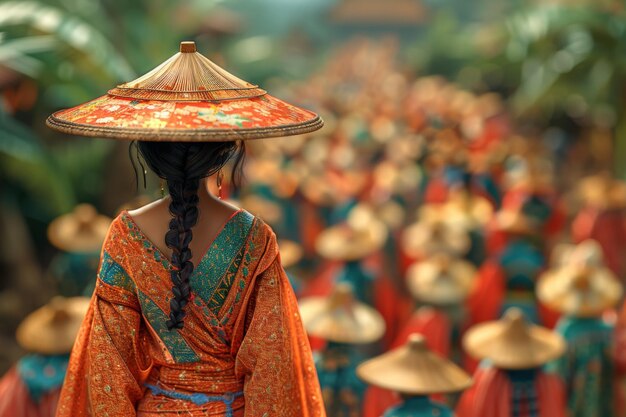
56, 210, 325, 417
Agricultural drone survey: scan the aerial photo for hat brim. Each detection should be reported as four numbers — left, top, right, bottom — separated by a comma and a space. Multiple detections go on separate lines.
463, 320, 565, 369
47, 213, 112, 253
298, 296, 385, 344
47, 94, 323, 141
537, 268, 622, 317
17, 297, 91, 354
406, 259, 476, 305
316, 222, 387, 261
356, 344, 472, 394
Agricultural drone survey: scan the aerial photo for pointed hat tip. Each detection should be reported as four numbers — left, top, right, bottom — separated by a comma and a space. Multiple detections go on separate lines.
180, 41, 197, 53
407, 333, 427, 351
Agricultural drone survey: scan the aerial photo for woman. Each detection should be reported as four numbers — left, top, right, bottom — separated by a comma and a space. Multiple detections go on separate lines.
47, 42, 325, 416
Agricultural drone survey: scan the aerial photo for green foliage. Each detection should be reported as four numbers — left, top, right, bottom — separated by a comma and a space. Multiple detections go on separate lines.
0, 0, 223, 222
505, 5, 626, 124
0, 34, 57, 77
0, 104, 74, 215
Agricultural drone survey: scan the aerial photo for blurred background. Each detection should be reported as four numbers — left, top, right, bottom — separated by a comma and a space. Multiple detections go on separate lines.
2, 0, 626, 414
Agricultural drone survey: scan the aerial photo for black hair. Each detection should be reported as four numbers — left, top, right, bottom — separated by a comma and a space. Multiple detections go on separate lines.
135, 140, 245, 330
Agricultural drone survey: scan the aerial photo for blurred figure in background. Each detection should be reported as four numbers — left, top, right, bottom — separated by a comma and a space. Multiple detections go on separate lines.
457, 308, 567, 417
47, 204, 111, 297
539, 240, 621, 417
0, 297, 89, 417
358, 333, 472, 417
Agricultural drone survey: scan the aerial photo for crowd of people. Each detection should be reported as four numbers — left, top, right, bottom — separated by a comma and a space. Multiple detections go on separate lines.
237, 38, 626, 417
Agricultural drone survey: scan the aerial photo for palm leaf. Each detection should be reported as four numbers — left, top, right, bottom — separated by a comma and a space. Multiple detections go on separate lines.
0, 1, 135, 82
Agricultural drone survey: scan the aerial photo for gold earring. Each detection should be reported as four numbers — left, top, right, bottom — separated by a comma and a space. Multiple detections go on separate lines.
217, 171, 223, 200
160, 179, 166, 198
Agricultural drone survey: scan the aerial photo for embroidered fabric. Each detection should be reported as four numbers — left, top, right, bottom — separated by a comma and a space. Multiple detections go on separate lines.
55, 212, 326, 416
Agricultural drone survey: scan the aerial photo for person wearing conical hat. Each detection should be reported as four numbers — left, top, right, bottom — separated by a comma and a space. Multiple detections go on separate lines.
442, 188, 493, 267
394, 253, 476, 354
312, 204, 411, 351
399, 204, 472, 278
539, 240, 621, 417
47, 204, 112, 297
421, 127, 501, 209
0, 297, 89, 417
314, 206, 388, 305
456, 308, 567, 417
490, 155, 566, 254
467, 193, 555, 330
47, 42, 325, 416
571, 173, 626, 278
299, 283, 386, 417
358, 333, 473, 417
361, 254, 475, 417
395, 206, 474, 349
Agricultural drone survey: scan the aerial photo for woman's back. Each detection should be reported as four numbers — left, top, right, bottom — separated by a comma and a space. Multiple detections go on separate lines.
46, 40, 327, 416
127, 196, 240, 268
55, 202, 326, 416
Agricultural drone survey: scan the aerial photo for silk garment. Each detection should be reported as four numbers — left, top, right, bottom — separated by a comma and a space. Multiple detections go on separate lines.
55, 209, 325, 416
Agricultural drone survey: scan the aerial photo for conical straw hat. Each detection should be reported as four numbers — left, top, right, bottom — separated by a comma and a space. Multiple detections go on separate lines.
463, 308, 565, 369
316, 210, 388, 261
299, 283, 385, 344
16, 296, 90, 354
537, 240, 622, 317
406, 254, 476, 305
47, 41, 322, 141
47, 204, 112, 253
402, 215, 470, 258
357, 333, 472, 394
279, 240, 303, 269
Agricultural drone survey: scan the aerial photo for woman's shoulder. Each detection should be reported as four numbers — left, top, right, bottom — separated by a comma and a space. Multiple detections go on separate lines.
223, 208, 279, 272
242, 210, 277, 243
95, 211, 144, 270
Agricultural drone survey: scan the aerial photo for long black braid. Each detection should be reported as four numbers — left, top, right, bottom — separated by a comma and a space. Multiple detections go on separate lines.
136, 141, 245, 330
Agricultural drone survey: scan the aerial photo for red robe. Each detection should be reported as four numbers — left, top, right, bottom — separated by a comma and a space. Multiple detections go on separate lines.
0, 368, 60, 417
456, 365, 566, 417
572, 207, 626, 278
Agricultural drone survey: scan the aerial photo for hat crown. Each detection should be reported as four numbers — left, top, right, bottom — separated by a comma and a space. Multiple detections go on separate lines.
49, 296, 71, 323
500, 308, 531, 343
433, 253, 451, 273
572, 269, 591, 290
109, 42, 266, 101
329, 283, 355, 309
179, 41, 197, 53
73, 204, 97, 229
356, 330, 473, 394
407, 333, 427, 351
